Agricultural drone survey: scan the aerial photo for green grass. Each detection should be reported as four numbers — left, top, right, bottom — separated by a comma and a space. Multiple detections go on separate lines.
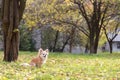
0, 52, 120, 80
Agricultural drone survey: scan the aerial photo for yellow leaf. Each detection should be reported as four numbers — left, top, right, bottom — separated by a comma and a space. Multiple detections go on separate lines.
13, 29, 19, 32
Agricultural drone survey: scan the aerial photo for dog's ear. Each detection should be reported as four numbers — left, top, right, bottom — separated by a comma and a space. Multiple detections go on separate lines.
39, 48, 43, 53
38, 48, 43, 57
45, 49, 49, 54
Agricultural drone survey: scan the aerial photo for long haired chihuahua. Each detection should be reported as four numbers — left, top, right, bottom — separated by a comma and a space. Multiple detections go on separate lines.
21, 48, 49, 67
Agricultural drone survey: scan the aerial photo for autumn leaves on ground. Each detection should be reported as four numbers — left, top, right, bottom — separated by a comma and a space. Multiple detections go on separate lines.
0, 52, 120, 80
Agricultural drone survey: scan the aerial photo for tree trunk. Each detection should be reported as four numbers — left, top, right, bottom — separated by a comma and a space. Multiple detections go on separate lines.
84, 43, 89, 53
94, 31, 100, 54
2, 0, 26, 62
61, 36, 70, 52
53, 30, 59, 52
89, 23, 101, 54
69, 27, 75, 53
89, 31, 95, 53
90, 45, 95, 53
109, 41, 113, 54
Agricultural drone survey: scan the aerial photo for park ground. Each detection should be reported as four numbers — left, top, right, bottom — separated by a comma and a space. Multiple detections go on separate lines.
0, 51, 120, 80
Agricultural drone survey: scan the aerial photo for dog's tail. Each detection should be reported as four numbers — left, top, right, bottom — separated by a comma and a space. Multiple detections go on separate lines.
20, 63, 31, 67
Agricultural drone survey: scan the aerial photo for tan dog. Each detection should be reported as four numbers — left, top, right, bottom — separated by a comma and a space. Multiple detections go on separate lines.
21, 48, 49, 67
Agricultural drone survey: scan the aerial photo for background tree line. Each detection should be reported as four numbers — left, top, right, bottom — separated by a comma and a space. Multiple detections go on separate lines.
22, 0, 120, 54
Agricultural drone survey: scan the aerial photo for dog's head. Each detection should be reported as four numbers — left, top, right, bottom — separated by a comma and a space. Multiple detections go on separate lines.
38, 48, 49, 59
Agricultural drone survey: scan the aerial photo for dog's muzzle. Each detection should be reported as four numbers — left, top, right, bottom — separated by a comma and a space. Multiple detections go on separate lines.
44, 55, 47, 57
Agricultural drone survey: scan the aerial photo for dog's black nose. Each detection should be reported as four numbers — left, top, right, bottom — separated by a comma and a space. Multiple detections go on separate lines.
44, 55, 46, 57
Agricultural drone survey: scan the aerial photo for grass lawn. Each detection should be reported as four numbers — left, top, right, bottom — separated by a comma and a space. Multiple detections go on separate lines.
0, 51, 120, 80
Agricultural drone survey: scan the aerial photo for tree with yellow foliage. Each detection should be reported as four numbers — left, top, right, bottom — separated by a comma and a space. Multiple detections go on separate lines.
1, 0, 26, 62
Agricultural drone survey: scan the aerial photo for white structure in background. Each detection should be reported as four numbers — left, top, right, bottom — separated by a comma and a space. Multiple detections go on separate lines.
104, 34, 120, 52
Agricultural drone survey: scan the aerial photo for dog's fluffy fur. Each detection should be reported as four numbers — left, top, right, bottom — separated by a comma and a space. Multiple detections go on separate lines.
20, 48, 49, 67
